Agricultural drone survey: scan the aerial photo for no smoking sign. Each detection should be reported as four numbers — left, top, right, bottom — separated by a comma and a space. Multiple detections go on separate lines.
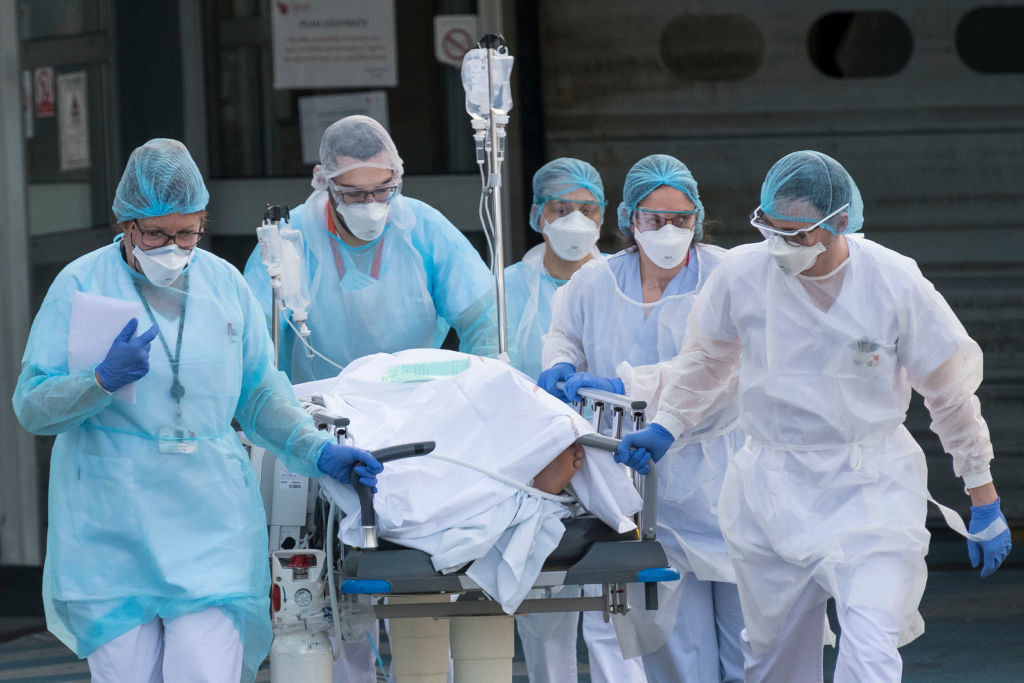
434, 14, 479, 68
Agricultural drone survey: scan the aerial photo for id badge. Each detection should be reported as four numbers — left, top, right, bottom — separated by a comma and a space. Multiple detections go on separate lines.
158, 426, 198, 454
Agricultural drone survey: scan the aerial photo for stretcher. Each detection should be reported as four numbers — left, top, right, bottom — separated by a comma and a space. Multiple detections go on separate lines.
317, 385, 680, 682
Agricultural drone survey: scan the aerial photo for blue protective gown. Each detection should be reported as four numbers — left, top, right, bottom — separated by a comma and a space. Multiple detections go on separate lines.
503, 244, 568, 380
12, 238, 331, 682
243, 191, 497, 382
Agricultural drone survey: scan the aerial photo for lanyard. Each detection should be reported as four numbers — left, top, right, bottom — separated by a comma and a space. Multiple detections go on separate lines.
132, 273, 189, 415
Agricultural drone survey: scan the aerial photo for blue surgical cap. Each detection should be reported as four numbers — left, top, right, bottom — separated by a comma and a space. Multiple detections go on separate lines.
112, 138, 209, 222
760, 150, 864, 234
616, 154, 704, 240
529, 157, 606, 232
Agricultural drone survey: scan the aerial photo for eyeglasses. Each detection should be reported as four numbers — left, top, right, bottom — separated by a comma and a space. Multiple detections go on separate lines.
750, 202, 849, 245
543, 198, 605, 221
133, 220, 204, 248
328, 181, 402, 205
634, 208, 698, 231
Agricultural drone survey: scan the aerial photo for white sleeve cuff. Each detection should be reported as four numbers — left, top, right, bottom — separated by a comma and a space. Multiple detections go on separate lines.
93, 369, 113, 395
652, 411, 684, 441
962, 468, 993, 491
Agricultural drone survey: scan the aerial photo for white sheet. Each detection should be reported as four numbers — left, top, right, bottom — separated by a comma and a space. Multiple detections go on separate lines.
300, 349, 642, 613
68, 291, 143, 402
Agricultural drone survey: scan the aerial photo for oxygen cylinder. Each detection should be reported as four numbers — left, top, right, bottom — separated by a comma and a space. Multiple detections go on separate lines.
269, 629, 333, 682
269, 550, 333, 683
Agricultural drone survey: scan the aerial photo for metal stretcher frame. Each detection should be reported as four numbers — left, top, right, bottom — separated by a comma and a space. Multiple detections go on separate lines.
332, 385, 680, 621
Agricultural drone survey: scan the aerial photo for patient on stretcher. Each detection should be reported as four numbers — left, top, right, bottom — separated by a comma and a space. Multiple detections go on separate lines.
298, 349, 642, 612
532, 443, 584, 495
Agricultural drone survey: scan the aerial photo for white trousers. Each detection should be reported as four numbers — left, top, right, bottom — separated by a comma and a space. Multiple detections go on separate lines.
516, 584, 645, 683
741, 579, 903, 683
87, 607, 242, 683
642, 573, 744, 683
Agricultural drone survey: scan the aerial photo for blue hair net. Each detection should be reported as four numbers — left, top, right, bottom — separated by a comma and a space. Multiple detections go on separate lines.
112, 138, 209, 222
616, 154, 704, 240
760, 150, 864, 234
529, 157, 606, 232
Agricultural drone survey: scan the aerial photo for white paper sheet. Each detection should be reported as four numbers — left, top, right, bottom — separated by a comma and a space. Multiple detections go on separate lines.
68, 291, 143, 402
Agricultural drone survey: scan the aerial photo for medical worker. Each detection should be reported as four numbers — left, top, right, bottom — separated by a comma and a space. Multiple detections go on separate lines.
539, 154, 746, 682
243, 115, 497, 382
12, 139, 382, 683
505, 158, 607, 681
505, 157, 605, 379
615, 150, 1013, 681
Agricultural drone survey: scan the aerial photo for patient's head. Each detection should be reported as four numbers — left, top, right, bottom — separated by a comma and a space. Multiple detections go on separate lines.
532, 442, 584, 494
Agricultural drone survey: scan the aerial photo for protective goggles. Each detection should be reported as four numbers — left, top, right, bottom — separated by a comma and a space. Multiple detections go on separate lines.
634, 207, 698, 231
749, 202, 849, 241
328, 180, 402, 205
538, 197, 607, 220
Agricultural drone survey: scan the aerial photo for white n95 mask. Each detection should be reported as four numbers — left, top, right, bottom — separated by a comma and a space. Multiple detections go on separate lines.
767, 237, 826, 276
132, 244, 194, 287
543, 211, 599, 262
634, 225, 693, 269
336, 201, 390, 241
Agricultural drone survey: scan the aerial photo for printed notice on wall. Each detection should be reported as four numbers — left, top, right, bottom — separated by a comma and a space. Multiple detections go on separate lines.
272, 0, 397, 90
57, 71, 90, 172
33, 67, 55, 118
298, 91, 388, 163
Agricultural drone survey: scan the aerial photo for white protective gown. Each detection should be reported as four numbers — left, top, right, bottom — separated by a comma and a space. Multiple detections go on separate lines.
307, 349, 643, 614
632, 236, 996, 663
544, 245, 746, 680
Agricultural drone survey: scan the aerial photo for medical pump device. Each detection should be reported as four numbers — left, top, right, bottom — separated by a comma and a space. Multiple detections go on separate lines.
462, 34, 514, 356
256, 204, 313, 362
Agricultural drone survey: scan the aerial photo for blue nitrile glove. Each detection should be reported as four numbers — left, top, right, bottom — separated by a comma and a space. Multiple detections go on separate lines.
967, 497, 1012, 578
538, 362, 576, 402
317, 442, 383, 492
95, 318, 159, 392
614, 423, 675, 475
563, 372, 625, 403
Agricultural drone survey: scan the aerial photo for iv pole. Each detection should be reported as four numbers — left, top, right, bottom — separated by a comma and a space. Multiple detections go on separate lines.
463, 34, 514, 357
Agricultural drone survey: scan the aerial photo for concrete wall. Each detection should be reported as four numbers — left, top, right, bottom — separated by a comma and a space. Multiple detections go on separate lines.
537, 0, 1024, 519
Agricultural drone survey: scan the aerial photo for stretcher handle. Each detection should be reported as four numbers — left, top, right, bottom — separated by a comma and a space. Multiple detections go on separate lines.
576, 433, 660, 541
555, 381, 646, 411
350, 441, 436, 544
576, 432, 620, 452
304, 394, 351, 430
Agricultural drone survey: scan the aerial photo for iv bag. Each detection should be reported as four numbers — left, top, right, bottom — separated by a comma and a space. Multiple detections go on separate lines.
461, 47, 515, 120
278, 228, 310, 323
256, 224, 283, 278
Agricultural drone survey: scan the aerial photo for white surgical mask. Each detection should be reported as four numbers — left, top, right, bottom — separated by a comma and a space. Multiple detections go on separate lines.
634, 225, 693, 270
767, 237, 826, 276
336, 201, 390, 241
132, 243, 194, 287
543, 211, 599, 262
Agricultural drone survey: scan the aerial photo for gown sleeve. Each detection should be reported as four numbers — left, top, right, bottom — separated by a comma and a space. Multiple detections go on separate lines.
13, 269, 115, 436
232, 270, 329, 479
898, 269, 993, 487
541, 271, 589, 372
